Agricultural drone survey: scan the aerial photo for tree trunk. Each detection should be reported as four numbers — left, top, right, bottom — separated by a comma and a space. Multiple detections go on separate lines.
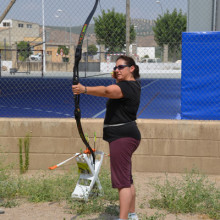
163, 44, 168, 62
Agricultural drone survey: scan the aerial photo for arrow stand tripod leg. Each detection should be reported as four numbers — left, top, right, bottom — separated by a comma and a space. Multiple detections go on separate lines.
71, 151, 104, 201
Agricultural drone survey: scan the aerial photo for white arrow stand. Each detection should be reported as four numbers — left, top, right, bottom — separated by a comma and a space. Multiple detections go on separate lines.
71, 151, 104, 201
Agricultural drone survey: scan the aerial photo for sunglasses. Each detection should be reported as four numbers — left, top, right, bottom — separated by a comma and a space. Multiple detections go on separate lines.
113, 65, 130, 71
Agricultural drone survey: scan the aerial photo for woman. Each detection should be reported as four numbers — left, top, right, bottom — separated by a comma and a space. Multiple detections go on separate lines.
72, 55, 141, 220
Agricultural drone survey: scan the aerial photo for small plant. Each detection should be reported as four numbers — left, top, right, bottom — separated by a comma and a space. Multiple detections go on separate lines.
139, 212, 166, 220
19, 138, 23, 173
18, 133, 31, 174
149, 169, 220, 219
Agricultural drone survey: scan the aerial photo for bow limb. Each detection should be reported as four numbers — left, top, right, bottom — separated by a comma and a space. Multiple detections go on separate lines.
73, 0, 99, 73
76, 115, 96, 165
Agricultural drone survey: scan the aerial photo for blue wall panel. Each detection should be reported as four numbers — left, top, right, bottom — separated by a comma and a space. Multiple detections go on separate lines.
181, 32, 220, 120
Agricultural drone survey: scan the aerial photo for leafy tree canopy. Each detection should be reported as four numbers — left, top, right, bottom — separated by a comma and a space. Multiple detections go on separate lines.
17, 41, 32, 61
153, 9, 186, 53
94, 9, 136, 52
88, 44, 98, 56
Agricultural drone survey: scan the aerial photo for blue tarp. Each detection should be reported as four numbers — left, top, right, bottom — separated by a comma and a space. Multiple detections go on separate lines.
181, 32, 220, 120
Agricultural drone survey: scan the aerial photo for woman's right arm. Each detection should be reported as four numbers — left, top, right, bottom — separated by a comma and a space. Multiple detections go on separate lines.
72, 83, 123, 99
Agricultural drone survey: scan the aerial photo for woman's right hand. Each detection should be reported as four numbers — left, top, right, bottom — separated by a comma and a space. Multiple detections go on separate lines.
111, 71, 118, 82
72, 83, 86, 95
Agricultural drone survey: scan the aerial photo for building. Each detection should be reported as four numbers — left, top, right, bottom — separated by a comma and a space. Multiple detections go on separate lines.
0, 19, 71, 63
0, 18, 158, 64
0, 19, 40, 46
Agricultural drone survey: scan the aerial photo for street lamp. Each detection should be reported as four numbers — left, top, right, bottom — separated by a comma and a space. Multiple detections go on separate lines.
156, 0, 166, 62
42, 0, 46, 74
56, 9, 71, 44
156, 0, 164, 15
56, 9, 66, 43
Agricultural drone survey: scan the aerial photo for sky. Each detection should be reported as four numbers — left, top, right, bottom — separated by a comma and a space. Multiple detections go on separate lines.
0, 0, 187, 27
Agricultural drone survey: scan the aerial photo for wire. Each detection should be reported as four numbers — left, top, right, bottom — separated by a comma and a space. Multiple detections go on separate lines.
98, 0, 103, 13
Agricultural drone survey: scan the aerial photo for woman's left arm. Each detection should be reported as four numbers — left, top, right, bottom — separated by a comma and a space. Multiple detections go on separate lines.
72, 83, 123, 99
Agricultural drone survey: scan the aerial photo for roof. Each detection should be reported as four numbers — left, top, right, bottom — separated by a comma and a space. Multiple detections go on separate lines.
136, 35, 157, 47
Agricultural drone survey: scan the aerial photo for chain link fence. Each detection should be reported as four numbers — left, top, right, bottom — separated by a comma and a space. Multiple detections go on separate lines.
0, 0, 219, 119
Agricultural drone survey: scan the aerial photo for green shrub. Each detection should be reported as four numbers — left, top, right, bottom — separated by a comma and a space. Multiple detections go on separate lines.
19, 134, 31, 174
149, 169, 220, 219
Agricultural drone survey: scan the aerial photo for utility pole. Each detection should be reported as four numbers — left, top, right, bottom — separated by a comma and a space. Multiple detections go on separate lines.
126, 0, 130, 56
0, 0, 16, 23
42, 0, 46, 73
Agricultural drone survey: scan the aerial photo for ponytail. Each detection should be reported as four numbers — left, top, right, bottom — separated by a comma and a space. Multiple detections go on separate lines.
133, 64, 140, 79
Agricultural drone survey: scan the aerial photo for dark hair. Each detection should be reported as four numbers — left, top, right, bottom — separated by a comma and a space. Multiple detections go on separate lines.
116, 55, 140, 79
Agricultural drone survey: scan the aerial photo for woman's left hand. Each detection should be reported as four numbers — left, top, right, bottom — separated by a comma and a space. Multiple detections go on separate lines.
72, 83, 86, 95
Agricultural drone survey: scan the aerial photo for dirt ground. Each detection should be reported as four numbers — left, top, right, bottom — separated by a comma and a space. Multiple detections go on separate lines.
1, 172, 220, 220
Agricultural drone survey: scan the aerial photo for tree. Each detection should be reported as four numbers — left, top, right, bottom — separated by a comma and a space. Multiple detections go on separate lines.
88, 44, 98, 56
153, 9, 186, 61
94, 9, 136, 52
57, 45, 69, 62
17, 41, 32, 61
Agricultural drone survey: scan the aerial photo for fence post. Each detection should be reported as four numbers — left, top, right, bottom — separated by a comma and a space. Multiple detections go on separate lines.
0, 51, 1, 77
12, 44, 17, 69
41, 50, 44, 77
126, 0, 130, 56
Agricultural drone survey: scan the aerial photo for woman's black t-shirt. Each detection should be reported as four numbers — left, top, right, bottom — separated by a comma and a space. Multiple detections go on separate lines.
103, 80, 141, 143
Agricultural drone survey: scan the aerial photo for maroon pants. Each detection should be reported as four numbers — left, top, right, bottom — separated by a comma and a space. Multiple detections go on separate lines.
109, 137, 140, 189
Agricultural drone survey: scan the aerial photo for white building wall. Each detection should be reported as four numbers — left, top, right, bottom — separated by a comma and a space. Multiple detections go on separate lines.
137, 47, 155, 59
0, 19, 12, 27
0, 19, 40, 44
